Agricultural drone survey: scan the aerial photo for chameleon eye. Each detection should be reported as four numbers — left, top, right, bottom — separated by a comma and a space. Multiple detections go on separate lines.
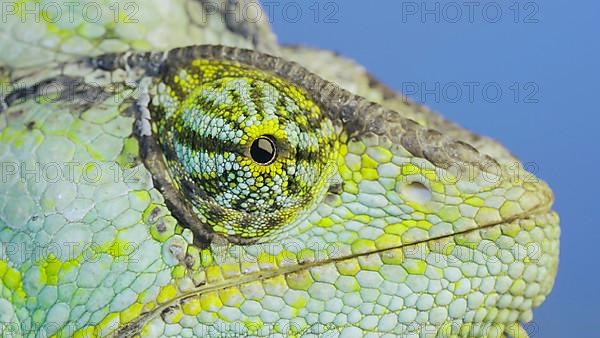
250, 135, 277, 165
146, 58, 339, 243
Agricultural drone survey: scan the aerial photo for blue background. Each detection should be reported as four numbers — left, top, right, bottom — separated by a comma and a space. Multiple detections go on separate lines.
266, 1, 598, 337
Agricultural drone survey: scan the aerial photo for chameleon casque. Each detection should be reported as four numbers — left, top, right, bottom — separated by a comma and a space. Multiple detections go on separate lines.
0, 1, 559, 337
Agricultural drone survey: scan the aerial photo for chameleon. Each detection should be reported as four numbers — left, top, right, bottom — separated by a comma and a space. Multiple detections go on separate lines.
0, 1, 559, 337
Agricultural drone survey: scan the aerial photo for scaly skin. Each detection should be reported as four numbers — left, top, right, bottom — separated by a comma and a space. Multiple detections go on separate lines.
0, 1, 559, 337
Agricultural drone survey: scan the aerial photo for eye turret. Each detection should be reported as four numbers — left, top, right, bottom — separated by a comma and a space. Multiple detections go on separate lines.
148, 60, 339, 242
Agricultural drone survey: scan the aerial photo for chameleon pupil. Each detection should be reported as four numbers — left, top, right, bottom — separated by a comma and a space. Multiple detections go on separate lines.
250, 135, 277, 165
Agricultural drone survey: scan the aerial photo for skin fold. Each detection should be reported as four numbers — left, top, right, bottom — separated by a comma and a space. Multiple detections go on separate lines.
0, 1, 558, 337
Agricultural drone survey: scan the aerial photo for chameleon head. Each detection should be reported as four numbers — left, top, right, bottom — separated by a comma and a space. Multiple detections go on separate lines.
134, 46, 559, 336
